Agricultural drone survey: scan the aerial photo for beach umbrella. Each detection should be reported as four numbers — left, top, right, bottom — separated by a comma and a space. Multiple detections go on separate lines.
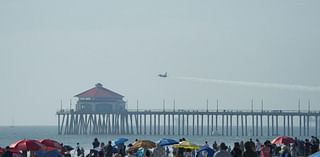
156, 138, 179, 146
38, 139, 63, 150
112, 138, 128, 146
10, 139, 45, 151
308, 151, 320, 157
40, 146, 60, 151
196, 146, 215, 157
133, 140, 156, 149
173, 141, 200, 149
271, 136, 295, 144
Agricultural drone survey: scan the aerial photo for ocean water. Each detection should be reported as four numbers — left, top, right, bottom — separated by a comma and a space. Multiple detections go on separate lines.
0, 126, 316, 152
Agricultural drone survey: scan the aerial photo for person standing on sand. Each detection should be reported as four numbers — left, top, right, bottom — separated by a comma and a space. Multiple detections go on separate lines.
2, 146, 13, 157
249, 139, 255, 153
92, 138, 100, 149
105, 141, 114, 157
255, 139, 261, 156
278, 145, 291, 157
213, 141, 218, 151
242, 141, 257, 157
260, 141, 270, 157
214, 143, 232, 157
204, 141, 209, 147
231, 142, 242, 157
240, 141, 244, 152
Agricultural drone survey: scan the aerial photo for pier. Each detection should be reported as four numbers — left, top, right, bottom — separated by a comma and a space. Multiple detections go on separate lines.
57, 109, 320, 136
57, 83, 320, 136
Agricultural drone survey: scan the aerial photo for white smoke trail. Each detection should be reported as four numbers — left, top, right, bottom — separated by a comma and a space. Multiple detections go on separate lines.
173, 76, 320, 92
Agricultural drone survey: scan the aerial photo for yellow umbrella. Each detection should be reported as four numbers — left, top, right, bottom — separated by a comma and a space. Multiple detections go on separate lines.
172, 141, 200, 149
132, 140, 156, 149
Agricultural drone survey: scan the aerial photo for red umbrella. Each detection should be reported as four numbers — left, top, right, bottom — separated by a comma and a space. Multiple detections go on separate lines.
10, 139, 44, 151
271, 136, 295, 144
37, 139, 63, 149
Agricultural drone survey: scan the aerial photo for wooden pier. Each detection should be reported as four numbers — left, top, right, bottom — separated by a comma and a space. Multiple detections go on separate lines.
57, 109, 320, 136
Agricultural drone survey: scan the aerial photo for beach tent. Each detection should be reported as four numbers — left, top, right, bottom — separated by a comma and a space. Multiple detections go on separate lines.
196, 146, 215, 157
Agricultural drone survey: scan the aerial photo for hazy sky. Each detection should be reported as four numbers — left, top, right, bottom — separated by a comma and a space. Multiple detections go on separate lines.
1, 0, 319, 125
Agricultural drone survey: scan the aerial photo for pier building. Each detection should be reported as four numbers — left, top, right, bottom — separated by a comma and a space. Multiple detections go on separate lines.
75, 83, 126, 113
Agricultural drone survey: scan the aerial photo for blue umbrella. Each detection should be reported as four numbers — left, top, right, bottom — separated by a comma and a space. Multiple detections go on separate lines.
156, 138, 179, 146
308, 151, 320, 157
196, 146, 215, 157
112, 138, 128, 147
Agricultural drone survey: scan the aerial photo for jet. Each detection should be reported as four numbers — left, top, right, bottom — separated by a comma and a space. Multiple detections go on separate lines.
158, 72, 168, 78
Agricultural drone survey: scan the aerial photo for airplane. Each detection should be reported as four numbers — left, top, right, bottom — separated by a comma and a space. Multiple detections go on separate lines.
158, 72, 168, 78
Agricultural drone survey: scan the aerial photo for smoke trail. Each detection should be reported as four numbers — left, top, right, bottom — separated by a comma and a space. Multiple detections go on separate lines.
173, 76, 320, 92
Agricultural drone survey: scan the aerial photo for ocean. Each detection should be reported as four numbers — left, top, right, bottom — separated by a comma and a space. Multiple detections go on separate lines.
0, 126, 315, 152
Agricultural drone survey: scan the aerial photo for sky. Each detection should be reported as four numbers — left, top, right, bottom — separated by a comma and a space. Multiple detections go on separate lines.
0, 0, 320, 126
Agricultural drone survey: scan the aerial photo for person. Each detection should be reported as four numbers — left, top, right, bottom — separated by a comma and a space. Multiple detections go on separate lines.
311, 140, 318, 154
144, 151, 151, 157
255, 139, 261, 156
249, 139, 255, 152
231, 142, 242, 157
118, 143, 126, 157
105, 141, 114, 157
98, 142, 105, 157
260, 141, 271, 157
165, 147, 170, 157
304, 139, 311, 156
204, 141, 209, 147
76, 143, 82, 157
92, 138, 100, 149
2, 146, 13, 157
242, 141, 257, 157
125, 149, 136, 157
240, 141, 244, 152
214, 143, 232, 157
278, 145, 291, 157
152, 144, 165, 157
178, 139, 184, 157
81, 148, 85, 157
213, 141, 218, 151
290, 145, 297, 157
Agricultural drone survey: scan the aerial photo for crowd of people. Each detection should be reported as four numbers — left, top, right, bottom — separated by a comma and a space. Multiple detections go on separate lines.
70, 136, 319, 157
1, 136, 318, 157
215, 136, 319, 157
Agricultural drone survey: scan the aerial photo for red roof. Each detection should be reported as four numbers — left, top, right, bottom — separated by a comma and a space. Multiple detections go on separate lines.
75, 83, 123, 98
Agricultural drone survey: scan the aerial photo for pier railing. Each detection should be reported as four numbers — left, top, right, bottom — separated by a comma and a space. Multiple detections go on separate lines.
56, 108, 320, 136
